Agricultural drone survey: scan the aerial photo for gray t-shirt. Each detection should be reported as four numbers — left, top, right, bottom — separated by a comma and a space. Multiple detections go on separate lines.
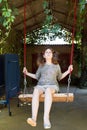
35, 63, 62, 86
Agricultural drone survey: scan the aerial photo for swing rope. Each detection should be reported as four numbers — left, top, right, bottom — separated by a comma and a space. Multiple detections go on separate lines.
23, 0, 77, 100
67, 0, 77, 101
23, 0, 27, 94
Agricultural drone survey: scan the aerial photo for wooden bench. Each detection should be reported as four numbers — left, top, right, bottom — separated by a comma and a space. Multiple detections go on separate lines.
18, 93, 74, 102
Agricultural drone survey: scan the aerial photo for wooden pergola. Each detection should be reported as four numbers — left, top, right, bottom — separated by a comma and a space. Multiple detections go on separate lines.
8, 0, 87, 37
7, 0, 87, 89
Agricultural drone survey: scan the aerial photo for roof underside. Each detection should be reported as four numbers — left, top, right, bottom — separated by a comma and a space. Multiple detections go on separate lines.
8, 0, 87, 34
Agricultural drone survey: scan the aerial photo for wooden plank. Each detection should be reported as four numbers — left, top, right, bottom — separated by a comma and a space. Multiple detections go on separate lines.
18, 93, 74, 102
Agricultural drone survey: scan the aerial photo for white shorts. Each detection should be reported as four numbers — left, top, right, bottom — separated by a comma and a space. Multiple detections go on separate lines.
35, 85, 59, 92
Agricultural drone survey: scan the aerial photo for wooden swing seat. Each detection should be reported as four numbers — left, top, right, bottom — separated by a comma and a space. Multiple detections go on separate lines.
18, 93, 74, 102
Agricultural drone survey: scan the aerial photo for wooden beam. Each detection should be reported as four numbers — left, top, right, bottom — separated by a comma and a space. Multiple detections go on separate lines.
13, 10, 44, 28
10, 0, 36, 9
53, 9, 67, 16
18, 93, 74, 102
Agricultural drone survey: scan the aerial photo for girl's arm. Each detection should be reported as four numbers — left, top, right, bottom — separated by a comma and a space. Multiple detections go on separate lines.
26, 72, 37, 79
60, 65, 73, 80
23, 67, 37, 79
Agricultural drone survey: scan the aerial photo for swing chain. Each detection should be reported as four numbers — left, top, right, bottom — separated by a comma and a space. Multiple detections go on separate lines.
66, 73, 71, 102
24, 77, 27, 86
24, 77, 27, 94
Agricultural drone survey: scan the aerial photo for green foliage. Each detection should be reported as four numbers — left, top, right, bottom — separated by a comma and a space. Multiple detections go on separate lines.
0, 0, 16, 44
26, 0, 72, 44
25, 26, 72, 44
25, 0, 87, 46
75, 0, 86, 46
80, 66, 87, 88
74, 45, 81, 65
76, 0, 87, 88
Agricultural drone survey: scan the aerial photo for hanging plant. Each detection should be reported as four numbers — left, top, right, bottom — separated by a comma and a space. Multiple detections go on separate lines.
39, 0, 70, 42
26, 0, 72, 44
0, 0, 16, 44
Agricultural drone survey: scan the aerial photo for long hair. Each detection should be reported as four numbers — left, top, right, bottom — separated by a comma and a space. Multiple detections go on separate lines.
36, 47, 59, 66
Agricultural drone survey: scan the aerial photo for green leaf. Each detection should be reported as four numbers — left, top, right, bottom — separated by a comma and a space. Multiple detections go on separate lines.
0, 0, 2, 3
0, 16, 4, 23
44, 9, 51, 14
8, 9, 12, 13
43, 0, 49, 9
3, 21, 7, 27
6, 12, 11, 17
2, 8, 7, 11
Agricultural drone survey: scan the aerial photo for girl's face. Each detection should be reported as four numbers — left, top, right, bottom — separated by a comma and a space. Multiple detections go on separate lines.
43, 49, 53, 60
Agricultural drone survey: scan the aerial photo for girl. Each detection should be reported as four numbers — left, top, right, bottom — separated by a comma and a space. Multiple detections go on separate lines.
23, 47, 73, 129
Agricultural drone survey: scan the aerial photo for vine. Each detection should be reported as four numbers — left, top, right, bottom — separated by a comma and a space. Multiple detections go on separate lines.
75, 0, 86, 46
0, 0, 16, 44
26, 0, 71, 44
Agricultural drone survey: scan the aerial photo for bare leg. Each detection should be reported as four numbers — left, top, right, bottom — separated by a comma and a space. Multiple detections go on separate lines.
27, 87, 43, 126
44, 88, 55, 126
32, 88, 43, 122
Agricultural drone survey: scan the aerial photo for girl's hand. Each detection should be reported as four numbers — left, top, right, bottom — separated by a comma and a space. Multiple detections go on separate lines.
23, 67, 28, 75
68, 65, 73, 73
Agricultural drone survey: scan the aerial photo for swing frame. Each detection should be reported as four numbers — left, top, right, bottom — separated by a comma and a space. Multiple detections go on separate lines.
18, 0, 77, 103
